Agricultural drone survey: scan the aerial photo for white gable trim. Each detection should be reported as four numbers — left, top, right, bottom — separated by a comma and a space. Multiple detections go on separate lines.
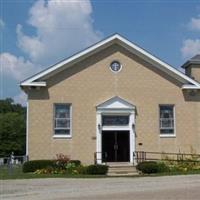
20, 34, 200, 89
182, 84, 200, 90
21, 81, 46, 87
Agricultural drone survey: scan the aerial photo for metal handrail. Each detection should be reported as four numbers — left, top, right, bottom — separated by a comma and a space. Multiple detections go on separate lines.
135, 151, 200, 163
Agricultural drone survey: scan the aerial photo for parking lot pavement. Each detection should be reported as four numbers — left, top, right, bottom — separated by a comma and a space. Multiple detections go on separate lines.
1, 175, 200, 200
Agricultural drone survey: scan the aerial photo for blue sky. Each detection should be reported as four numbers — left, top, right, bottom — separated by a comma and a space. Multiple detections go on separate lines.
1, 0, 200, 104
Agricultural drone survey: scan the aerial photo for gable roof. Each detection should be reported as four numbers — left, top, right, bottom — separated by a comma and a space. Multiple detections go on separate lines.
20, 34, 200, 89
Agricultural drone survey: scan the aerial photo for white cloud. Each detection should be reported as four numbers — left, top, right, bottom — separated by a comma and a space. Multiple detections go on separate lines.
17, 0, 102, 65
0, 52, 40, 81
181, 39, 200, 58
1, 0, 102, 104
14, 91, 27, 106
189, 16, 200, 31
0, 18, 5, 29
181, 14, 200, 58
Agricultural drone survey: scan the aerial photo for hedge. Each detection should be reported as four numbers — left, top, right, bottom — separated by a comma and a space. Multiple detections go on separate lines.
23, 160, 107, 175
86, 164, 108, 175
23, 160, 55, 173
69, 160, 81, 167
136, 161, 169, 174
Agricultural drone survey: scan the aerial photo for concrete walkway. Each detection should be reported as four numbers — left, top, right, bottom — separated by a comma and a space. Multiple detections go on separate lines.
1, 175, 200, 200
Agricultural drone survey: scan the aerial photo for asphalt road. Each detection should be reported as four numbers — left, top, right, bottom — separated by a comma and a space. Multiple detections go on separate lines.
1, 175, 200, 200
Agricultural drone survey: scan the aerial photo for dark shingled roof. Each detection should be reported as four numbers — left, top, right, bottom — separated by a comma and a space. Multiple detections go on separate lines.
181, 54, 200, 68
190, 54, 200, 61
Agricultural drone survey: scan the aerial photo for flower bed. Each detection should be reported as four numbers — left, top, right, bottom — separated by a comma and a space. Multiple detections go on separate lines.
23, 154, 108, 175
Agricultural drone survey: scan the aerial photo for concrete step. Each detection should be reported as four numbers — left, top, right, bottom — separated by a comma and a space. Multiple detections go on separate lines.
108, 168, 137, 173
107, 172, 139, 176
107, 165, 139, 176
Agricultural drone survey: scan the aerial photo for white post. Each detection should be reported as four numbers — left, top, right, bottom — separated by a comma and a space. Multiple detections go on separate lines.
129, 111, 135, 164
96, 112, 102, 164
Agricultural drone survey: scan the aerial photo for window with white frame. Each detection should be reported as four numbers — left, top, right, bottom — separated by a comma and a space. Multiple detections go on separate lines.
159, 105, 175, 135
54, 104, 71, 136
102, 115, 129, 126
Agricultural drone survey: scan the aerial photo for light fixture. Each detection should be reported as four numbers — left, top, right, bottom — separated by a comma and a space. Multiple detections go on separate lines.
98, 124, 101, 130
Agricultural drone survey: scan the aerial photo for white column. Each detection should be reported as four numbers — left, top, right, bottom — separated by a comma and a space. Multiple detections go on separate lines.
96, 112, 102, 164
129, 111, 135, 164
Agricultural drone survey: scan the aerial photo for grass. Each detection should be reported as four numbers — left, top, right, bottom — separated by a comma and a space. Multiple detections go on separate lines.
0, 165, 107, 180
1, 165, 200, 180
151, 170, 200, 176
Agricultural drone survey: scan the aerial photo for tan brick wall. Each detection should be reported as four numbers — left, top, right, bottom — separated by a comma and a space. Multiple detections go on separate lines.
27, 44, 200, 164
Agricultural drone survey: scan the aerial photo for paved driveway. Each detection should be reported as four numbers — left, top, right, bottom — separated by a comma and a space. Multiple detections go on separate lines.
1, 175, 200, 200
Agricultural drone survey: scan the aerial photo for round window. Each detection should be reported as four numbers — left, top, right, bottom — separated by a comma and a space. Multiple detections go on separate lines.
110, 61, 122, 72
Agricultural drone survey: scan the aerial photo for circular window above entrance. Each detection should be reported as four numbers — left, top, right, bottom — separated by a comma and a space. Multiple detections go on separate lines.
110, 61, 122, 73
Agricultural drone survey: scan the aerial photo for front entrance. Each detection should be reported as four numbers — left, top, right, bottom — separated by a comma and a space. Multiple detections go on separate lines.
102, 131, 130, 162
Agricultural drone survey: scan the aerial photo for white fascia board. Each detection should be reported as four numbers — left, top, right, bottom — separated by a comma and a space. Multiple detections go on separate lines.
182, 84, 200, 90
20, 81, 46, 87
116, 35, 200, 87
20, 34, 200, 87
20, 35, 117, 86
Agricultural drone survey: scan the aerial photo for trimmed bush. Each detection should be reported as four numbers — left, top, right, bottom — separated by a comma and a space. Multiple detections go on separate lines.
157, 162, 170, 173
23, 160, 55, 173
86, 164, 108, 175
136, 161, 169, 174
69, 160, 81, 167
76, 165, 88, 174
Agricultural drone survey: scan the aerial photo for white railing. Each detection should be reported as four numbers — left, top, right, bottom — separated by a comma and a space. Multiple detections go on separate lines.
0, 155, 28, 166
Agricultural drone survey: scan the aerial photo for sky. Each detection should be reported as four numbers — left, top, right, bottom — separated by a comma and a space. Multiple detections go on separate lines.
1, 0, 200, 105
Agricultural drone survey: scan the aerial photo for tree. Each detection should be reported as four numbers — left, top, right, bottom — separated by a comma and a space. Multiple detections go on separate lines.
0, 98, 26, 157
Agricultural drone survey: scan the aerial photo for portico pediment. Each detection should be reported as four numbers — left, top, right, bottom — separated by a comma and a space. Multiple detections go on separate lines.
96, 96, 135, 111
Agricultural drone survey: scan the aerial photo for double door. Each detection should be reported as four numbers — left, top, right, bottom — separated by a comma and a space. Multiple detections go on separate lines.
102, 131, 130, 162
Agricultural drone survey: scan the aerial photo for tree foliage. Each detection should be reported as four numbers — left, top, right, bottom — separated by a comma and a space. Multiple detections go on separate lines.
0, 98, 26, 157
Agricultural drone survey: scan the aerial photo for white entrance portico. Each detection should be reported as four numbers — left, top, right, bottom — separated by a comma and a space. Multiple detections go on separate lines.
96, 96, 136, 164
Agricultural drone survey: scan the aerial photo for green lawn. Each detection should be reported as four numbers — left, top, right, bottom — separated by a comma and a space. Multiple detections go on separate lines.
0, 165, 107, 179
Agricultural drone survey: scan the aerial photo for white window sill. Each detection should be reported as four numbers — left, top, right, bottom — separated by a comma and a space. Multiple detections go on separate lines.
53, 135, 72, 139
160, 134, 176, 138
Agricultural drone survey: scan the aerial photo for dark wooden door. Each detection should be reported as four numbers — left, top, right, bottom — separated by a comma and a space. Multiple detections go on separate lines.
102, 131, 130, 162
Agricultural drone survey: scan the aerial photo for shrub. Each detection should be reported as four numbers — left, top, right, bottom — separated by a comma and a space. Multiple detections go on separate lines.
69, 160, 81, 167
136, 161, 169, 174
156, 162, 170, 173
76, 165, 88, 174
168, 160, 200, 172
55, 153, 70, 170
86, 164, 108, 175
65, 162, 78, 174
23, 160, 55, 173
